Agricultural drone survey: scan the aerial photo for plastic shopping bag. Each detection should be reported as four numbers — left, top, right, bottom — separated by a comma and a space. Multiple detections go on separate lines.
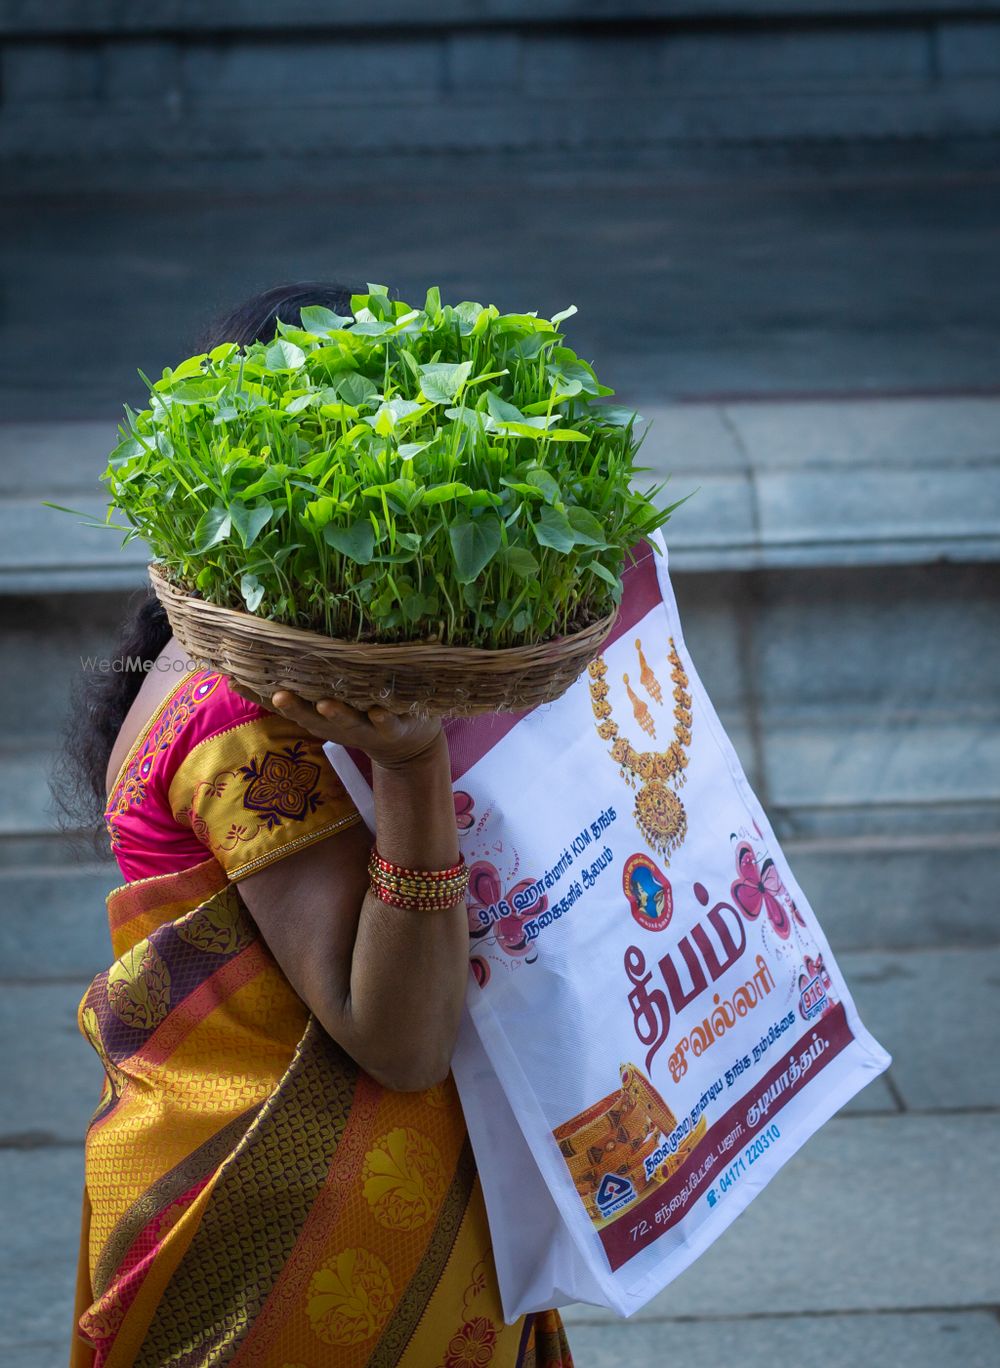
324, 531, 891, 1319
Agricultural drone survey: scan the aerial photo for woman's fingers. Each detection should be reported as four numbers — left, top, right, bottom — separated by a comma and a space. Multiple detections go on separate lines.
267, 688, 439, 760
318, 698, 376, 730
270, 690, 331, 729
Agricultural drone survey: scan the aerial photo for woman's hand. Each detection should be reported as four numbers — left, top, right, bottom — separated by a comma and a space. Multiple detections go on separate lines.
268, 690, 443, 770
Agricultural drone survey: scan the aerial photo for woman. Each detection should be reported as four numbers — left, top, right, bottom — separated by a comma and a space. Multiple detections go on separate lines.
65, 283, 574, 1367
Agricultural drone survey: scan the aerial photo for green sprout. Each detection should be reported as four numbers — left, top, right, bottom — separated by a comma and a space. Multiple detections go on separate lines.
96, 285, 685, 648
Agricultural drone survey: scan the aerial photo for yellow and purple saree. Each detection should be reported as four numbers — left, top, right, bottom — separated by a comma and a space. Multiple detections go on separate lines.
71, 670, 572, 1367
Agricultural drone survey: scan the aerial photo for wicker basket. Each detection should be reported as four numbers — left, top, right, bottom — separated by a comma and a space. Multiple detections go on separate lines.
149, 563, 617, 716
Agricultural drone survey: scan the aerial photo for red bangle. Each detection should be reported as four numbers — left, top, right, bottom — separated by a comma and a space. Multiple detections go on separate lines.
370, 849, 466, 882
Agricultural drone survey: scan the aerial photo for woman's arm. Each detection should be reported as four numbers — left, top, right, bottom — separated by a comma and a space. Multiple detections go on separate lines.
238, 697, 469, 1092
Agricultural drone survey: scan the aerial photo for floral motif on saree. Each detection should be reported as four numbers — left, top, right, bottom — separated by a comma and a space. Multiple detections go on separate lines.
73, 672, 573, 1367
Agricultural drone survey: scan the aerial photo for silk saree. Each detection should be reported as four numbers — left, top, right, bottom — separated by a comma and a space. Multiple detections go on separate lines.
71, 669, 573, 1367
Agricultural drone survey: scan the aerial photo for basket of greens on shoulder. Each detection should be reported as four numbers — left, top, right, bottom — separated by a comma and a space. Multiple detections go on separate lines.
102, 286, 684, 716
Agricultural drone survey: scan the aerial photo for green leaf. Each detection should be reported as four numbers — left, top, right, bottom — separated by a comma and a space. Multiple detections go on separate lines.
453, 301, 485, 329
401, 591, 426, 623
543, 428, 590, 443
593, 404, 644, 427
303, 495, 338, 529
443, 406, 483, 433
300, 304, 352, 334
365, 397, 424, 436
523, 465, 561, 505
360, 477, 420, 514
486, 390, 524, 424
424, 285, 441, 316
493, 419, 589, 442
160, 378, 225, 406
167, 354, 208, 381
521, 382, 582, 412
449, 514, 502, 584
42, 500, 100, 519
566, 505, 609, 547
499, 479, 544, 501
587, 560, 620, 588
240, 464, 295, 499
283, 392, 315, 415
318, 401, 360, 422
323, 519, 376, 565
503, 545, 539, 578
422, 482, 475, 505
532, 505, 576, 553
240, 572, 265, 612
462, 580, 482, 610
547, 353, 612, 397
396, 440, 430, 461
419, 361, 474, 405
351, 318, 393, 337
228, 500, 273, 548
274, 323, 320, 348
264, 339, 306, 371
192, 505, 232, 553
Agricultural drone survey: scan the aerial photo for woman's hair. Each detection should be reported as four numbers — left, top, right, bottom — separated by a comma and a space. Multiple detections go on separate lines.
53, 280, 357, 844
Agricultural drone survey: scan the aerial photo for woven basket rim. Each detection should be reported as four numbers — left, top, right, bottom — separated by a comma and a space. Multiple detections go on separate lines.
148, 561, 617, 661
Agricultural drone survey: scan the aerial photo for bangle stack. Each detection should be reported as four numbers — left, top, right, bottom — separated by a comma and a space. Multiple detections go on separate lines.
368, 849, 469, 911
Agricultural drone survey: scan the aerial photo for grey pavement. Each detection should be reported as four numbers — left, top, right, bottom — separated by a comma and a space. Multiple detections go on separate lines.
566, 1313, 1000, 1368
5, 1112, 997, 1367
2, 943, 996, 1365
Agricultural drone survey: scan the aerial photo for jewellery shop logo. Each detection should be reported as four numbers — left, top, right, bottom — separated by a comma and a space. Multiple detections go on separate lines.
623, 852, 673, 932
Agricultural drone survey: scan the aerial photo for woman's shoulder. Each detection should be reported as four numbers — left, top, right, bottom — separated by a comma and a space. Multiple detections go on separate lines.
106, 664, 267, 812
139, 667, 270, 775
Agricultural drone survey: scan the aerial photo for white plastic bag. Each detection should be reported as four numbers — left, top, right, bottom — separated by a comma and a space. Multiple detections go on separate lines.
325, 531, 890, 1320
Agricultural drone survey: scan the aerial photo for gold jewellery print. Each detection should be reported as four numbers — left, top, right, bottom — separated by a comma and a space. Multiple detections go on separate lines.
587, 636, 693, 861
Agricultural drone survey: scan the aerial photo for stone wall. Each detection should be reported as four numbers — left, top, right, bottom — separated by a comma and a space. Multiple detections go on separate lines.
2, 1, 1000, 188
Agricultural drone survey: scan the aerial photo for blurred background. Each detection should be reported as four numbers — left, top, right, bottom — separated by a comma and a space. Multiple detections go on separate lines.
1, 3, 998, 1365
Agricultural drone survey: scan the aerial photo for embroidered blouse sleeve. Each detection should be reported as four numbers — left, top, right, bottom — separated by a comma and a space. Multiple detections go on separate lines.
166, 678, 363, 882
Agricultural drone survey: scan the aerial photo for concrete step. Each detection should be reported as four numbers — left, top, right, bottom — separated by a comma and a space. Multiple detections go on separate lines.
2, 172, 999, 418
5, 946, 992, 1145
3, 823, 997, 990
0, 1147, 85, 1361
4, 397, 1000, 590
5, 561, 997, 748
5, 1113, 996, 1363
0, 550, 996, 945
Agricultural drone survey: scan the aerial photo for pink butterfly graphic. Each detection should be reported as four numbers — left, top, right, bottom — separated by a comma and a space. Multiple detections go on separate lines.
731, 842, 791, 939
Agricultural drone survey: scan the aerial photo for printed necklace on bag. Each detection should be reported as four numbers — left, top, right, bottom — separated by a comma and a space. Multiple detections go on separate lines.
587, 637, 693, 861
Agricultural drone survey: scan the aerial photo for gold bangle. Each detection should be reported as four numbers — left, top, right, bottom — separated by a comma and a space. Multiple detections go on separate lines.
367, 854, 469, 897
368, 877, 467, 912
